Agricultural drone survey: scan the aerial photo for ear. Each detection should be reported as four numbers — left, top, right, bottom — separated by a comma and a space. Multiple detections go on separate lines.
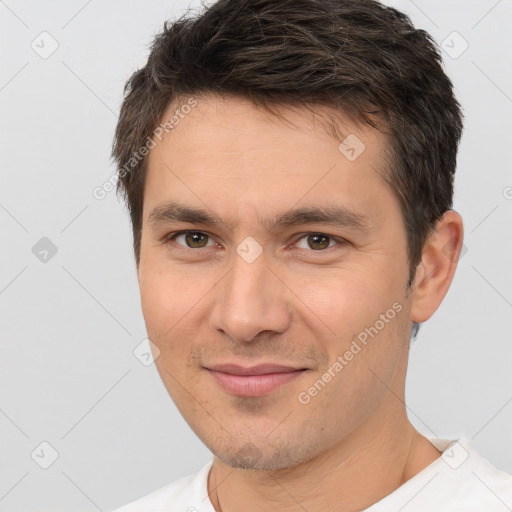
410, 210, 464, 323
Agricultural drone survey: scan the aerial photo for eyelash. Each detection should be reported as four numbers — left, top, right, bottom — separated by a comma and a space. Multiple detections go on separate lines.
164, 230, 347, 254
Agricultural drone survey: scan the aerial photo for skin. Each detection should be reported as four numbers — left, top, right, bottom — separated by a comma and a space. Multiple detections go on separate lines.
137, 93, 464, 511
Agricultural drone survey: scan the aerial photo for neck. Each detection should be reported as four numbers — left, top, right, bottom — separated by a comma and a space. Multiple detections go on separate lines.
207, 401, 441, 512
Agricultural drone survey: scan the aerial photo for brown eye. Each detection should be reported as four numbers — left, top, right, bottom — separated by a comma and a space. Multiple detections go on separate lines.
306, 234, 331, 250
171, 231, 214, 248
293, 233, 346, 253
185, 232, 209, 248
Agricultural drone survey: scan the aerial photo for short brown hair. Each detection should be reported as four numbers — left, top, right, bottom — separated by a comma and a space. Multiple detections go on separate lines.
112, 0, 463, 295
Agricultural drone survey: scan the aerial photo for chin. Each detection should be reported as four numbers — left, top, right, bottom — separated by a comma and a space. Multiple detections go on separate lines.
211, 438, 316, 471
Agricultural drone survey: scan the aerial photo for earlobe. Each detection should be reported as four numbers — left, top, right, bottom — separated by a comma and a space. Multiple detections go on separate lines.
410, 210, 464, 323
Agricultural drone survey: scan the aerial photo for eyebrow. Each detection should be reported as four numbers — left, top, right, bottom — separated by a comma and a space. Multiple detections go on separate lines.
147, 201, 372, 233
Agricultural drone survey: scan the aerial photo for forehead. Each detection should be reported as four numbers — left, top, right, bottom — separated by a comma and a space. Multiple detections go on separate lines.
143, 93, 396, 229
153, 93, 386, 158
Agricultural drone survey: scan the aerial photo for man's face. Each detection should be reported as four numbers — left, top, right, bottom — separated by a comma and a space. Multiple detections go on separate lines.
138, 94, 414, 470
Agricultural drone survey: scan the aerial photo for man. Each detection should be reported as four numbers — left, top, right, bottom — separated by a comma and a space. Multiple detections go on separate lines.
110, 0, 512, 510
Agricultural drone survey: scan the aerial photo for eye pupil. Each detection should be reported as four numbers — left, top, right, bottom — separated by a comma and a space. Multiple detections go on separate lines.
186, 231, 208, 248
307, 234, 330, 250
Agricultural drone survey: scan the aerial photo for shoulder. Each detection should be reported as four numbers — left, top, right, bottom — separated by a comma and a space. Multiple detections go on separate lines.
426, 437, 512, 510
458, 438, 512, 507
366, 437, 512, 511
110, 460, 214, 512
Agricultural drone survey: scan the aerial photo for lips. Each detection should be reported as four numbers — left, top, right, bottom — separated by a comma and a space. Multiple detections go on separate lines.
205, 363, 307, 396
207, 363, 304, 376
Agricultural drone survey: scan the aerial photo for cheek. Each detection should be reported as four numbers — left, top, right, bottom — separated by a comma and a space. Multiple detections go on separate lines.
139, 268, 199, 396
138, 262, 202, 334
138, 269, 171, 334
137, 263, 216, 375
294, 276, 406, 434
297, 269, 388, 340
297, 266, 407, 388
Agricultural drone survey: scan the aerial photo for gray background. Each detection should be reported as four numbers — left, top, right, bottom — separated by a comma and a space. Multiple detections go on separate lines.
1, 0, 511, 510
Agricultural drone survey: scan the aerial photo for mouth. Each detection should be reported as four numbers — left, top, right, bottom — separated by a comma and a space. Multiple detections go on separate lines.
204, 363, 308, 397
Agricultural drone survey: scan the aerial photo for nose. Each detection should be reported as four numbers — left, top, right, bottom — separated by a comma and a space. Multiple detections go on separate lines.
209, 249, 291, 343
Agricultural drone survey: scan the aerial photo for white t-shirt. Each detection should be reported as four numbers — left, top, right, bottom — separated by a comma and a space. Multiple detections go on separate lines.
111, 437, 512, 511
